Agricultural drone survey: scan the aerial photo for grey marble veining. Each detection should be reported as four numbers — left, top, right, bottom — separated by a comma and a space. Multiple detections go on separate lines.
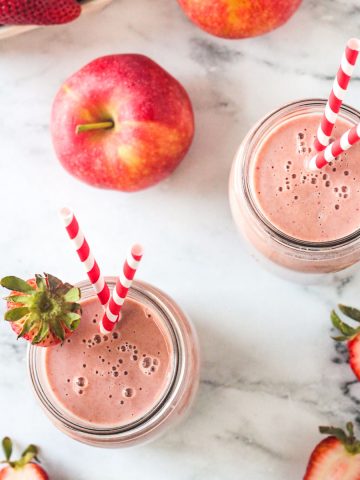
1, 0, 360, 478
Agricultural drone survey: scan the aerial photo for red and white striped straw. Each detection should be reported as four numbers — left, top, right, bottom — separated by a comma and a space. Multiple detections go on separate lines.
314, 38, 360, 152
309, 122, 360, 170
100, 244, 143, 334
60, 207, 110, 307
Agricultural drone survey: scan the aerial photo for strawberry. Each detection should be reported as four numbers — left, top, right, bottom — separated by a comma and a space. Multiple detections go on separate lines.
303, 422, 360, 479
0, 0, 81, 26
331, 304, 360, 380
0, 273, 81, 347
0, 437, 48, 479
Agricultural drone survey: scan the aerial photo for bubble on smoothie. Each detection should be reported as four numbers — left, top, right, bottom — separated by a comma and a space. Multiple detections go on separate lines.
296, 132, 307, 154
122, 388, 134, 398
72, 376, 88, 394
76, 377, 87, 387
93, 335, 101, 344
142, 357, 151, 369
140, 356, 160, 375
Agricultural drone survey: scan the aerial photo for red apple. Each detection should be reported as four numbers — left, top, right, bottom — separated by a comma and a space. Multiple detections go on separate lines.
177, 0, 302, 39
51, 54, 194, 192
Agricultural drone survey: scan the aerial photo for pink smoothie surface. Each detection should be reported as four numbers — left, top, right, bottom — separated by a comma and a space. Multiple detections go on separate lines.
45, 296, 173, 427
252, 113, 360, 242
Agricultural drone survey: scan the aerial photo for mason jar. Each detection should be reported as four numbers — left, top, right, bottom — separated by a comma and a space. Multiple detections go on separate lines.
229, 99, 360, 283
28, 278, 200, 447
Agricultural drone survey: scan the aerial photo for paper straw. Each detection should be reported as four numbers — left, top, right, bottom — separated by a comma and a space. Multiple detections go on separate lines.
60, 207, 110, 307
314, 38, 360, 152
100, 244, 143, 334
309, 122, 360, 170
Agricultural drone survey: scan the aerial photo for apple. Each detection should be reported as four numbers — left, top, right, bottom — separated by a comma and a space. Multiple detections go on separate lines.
177, 0, 302, 39
51, 54, 195, 192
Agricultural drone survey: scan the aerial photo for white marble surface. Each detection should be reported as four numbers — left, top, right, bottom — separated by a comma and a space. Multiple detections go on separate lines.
1, 0, 360, 478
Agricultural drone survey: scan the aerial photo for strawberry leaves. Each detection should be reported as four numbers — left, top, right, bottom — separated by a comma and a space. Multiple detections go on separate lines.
49, 318, 65, 342
331, 305, 360, 341
319, 422, 360, 455
64, 287, 81, 303
5, 294, 32, 305
4, 307, 30, 322
35, 274, 47, 290
1, 273, 82, 346
1, 437, 42, 471
19, 444, 38, 465
63, 312, 81, 331
339, 304, 360, 323
0, 277, 35, 294
17, 316, 34, 339
2, 437, 12, 462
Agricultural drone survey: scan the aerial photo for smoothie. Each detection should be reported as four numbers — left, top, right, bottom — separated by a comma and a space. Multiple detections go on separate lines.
229, 100, 360, 277
45, 295, 173, 427
252, 113, 360, 242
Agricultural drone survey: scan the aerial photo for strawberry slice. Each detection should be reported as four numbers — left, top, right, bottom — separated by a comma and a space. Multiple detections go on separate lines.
0, 437, 48, 479
0, 273, 81, 347
0, 0, 81, 26
304, 422, 360, 479
331, 305, 360, 380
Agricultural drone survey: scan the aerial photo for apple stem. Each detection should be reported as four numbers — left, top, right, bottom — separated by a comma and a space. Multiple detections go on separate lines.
76, 121, 114, 134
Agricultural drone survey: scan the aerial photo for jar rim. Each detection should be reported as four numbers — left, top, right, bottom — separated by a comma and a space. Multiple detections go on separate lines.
27, 278, 188, 440
233, 98, 360, 252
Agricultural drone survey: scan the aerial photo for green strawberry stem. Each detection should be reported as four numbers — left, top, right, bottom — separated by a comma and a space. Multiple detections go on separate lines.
1, 437, 39, 469
0, 273, 81, 345
76, 121, 114, 134
331, 304, 360, 341
320, 422, 360, 455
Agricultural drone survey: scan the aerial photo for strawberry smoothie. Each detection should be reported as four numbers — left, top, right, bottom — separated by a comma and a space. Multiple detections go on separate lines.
252, 114, 360, 242
229, 100, 360, 276
44, 295, 173, 427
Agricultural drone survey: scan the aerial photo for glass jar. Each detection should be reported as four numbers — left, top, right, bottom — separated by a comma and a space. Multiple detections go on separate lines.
28, 278, 200, 448
229, 99, 360, 283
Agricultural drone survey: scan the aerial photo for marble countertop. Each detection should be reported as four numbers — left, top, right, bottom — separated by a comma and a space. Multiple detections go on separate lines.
1, 0, 360, 478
